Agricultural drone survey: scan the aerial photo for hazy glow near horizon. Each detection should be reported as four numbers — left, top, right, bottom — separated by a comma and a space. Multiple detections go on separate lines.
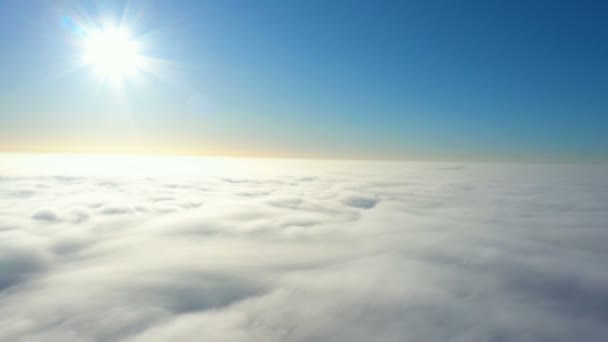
0, 153, 416, 178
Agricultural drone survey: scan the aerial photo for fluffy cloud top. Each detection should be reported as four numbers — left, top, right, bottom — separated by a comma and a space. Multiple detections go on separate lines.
0, 155, 607, 341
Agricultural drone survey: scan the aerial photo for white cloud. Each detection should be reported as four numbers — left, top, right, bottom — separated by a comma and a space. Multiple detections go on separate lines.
0, 155, 607, 341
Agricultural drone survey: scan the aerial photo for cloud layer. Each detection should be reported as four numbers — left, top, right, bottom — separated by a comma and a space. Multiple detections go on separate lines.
1, 155, 608, 341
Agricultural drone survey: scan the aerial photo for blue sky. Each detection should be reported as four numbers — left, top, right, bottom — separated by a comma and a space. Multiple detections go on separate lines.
0, 0, 606, 161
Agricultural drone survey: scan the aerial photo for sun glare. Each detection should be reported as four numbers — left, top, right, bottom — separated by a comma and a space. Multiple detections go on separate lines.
83, 28, 142, 81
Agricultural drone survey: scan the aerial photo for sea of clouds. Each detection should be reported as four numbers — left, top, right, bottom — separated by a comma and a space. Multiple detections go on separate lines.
0, 154, 607, 341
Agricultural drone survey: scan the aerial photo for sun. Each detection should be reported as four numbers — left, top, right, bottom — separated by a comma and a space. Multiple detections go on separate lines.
83, 28, 142, 81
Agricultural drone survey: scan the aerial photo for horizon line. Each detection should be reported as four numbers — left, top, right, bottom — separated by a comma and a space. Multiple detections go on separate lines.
0, 149, 605, 166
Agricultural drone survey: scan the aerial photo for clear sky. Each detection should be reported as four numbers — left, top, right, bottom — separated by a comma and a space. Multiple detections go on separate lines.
0, 0, 606, 162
